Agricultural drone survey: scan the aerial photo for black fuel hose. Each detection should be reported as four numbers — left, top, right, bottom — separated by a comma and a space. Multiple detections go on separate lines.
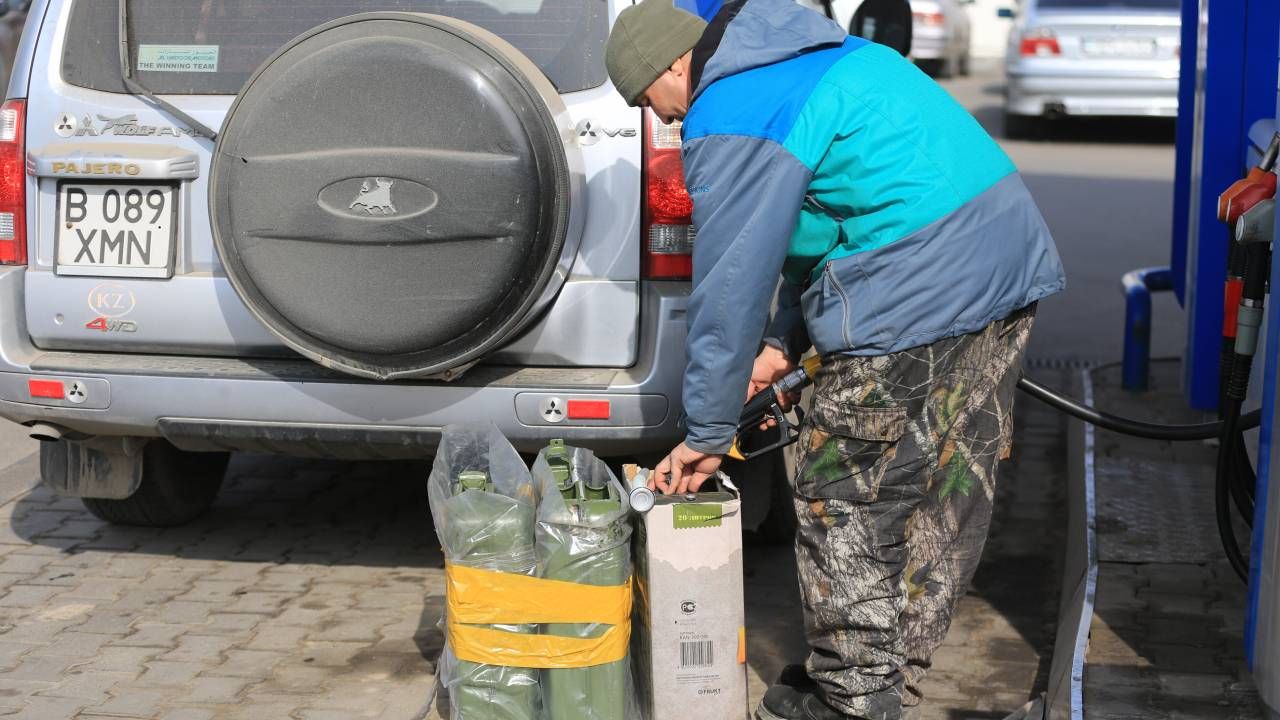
1018, 374, 1259, 583
1016, 376, 1262, 439
1217, 399, 1252, 581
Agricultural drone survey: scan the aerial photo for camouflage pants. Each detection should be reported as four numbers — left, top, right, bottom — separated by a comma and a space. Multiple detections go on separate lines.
791, 305, 1035, 720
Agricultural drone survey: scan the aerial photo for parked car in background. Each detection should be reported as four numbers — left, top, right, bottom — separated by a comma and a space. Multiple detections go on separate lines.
1004, 0, 1180, 136
908, 0, 972, 76
797, 0, 973, 77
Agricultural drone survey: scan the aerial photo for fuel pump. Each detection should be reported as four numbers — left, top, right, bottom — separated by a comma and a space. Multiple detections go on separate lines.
1210, 134, 1280, 580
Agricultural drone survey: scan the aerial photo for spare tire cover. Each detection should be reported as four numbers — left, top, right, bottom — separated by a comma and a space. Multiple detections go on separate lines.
210, 13, 572, 380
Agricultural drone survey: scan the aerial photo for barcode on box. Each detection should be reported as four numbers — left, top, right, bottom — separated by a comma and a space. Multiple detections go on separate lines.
680, 640, 714, 668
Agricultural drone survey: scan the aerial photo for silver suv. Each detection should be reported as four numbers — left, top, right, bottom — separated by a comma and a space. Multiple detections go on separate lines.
0, 1, 694, 525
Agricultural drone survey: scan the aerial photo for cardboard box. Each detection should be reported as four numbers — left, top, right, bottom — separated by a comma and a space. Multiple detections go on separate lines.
628, 470, 748, 720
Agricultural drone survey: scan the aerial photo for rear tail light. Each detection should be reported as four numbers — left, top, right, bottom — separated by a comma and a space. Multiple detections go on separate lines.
913, 11, 945, 26
1020, 29, 1061, 57
0, 99, 24, 265
642, 108, 694, 280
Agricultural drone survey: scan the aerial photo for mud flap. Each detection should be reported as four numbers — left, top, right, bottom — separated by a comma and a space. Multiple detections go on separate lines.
39, 437, 148, 500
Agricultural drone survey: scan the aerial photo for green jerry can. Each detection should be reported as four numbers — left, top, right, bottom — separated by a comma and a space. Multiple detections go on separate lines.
538, 440, 630, 720
445, 469, 540, 720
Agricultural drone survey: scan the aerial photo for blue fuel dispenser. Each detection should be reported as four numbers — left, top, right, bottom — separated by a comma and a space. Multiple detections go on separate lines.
1248, 52, 1280, 720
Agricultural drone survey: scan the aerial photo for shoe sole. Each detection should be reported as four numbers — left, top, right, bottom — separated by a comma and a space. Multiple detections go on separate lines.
755, 703, 787, 720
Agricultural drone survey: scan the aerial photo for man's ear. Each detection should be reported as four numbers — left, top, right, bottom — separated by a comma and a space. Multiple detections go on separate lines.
671, 52, 691, 77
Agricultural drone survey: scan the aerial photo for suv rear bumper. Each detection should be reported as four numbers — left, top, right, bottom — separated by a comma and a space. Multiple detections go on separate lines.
0, 268, 690, 457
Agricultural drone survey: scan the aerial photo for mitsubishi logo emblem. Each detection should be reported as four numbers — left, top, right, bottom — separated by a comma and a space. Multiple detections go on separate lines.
575, 119, 637, 146
349, 177, 396, 215
55, 112, 77, 138
67, 381, 87, 405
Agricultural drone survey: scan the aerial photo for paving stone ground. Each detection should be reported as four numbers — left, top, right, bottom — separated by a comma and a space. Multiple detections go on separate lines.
0, 385, 1067, 720
1083, 362, 1265, 719
0, 455, 444, 720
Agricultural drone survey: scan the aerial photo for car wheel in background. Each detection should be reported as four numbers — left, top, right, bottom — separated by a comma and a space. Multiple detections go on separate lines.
1003, 111, 1042, 140
78, 440, 228, 527
916, 58, 938, 77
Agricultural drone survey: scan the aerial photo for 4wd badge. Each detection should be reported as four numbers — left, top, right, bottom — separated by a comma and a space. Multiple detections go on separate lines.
85, 317, 137, 333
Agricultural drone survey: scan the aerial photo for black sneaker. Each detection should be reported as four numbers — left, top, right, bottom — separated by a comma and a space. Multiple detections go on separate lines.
755, 683, 855, 720
777, 664, 816, 690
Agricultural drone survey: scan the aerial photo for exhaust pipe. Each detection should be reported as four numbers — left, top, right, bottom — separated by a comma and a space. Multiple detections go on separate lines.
1044, 102, 1067, 120
27, 423, 66, 442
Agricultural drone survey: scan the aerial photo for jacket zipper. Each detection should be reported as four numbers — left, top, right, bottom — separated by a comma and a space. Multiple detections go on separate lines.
824, 261, 854, 349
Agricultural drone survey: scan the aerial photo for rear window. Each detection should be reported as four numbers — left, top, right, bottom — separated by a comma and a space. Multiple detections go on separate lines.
1037, 0, 1179, 8
61, 0, 607, 95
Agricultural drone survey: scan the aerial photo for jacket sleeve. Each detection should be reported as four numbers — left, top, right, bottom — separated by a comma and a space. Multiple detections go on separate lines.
679, 133, 813, 454
762, 280, 811, 363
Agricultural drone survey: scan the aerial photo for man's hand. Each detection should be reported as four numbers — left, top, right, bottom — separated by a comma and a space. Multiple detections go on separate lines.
747, 345, 799, 430
652, 442, 723, 495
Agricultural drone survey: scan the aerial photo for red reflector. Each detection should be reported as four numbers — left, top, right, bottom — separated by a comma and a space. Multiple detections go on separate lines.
28, 379, 64, 399
566, 399, 610, 420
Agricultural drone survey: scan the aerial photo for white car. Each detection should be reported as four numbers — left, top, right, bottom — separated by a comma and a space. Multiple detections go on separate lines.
797, 0, 973, 77
1004, 0, 1181, 134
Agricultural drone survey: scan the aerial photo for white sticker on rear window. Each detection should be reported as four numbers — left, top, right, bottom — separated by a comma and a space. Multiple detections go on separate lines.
137, 45, 219, 73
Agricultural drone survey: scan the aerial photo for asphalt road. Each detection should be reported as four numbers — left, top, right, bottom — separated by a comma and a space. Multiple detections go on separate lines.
939, 67, 1186, 368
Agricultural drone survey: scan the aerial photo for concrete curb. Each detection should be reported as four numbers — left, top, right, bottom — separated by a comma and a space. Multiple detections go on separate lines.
1043, 368, 1097, 720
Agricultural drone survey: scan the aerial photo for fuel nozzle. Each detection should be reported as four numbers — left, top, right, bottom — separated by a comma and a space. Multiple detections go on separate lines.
728, 354, 822, 461
1220, 132, 1280, 225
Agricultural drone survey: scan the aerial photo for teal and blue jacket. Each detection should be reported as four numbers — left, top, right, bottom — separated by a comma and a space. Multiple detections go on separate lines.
678, 0, 1066, 454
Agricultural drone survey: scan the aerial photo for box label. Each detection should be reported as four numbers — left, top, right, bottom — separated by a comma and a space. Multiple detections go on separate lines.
674, 503, 722, 529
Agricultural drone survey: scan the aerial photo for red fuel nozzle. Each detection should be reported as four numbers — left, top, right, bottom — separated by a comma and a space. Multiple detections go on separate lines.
1219, 133, 1280, 223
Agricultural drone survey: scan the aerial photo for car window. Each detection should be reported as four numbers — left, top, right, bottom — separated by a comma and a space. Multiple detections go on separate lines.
1037, 0, 1179, 9
61, 0, 608, 95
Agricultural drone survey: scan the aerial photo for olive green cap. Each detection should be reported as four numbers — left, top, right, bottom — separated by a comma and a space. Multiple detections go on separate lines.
605, 0, 707, 106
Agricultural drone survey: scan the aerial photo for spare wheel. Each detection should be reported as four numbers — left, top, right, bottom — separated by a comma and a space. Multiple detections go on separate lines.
209, 12, 579, 381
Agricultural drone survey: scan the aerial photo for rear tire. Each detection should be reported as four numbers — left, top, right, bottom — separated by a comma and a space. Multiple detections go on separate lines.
81, 441, 228, 527
919, 58, 948, 78
1003, 111, 1040, 140
757, 441, 799, 543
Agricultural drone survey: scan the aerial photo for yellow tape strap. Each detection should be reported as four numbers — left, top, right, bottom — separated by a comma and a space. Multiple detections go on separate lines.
447, 622, 630, 668
445, 563, 631, 625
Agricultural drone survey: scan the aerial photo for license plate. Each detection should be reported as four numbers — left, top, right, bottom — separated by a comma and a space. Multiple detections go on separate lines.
1081, 37, 1156, 57
55, 182, 177, 278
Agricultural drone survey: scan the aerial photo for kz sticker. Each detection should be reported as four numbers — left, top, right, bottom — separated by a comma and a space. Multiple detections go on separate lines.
87, 283, 136, 319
